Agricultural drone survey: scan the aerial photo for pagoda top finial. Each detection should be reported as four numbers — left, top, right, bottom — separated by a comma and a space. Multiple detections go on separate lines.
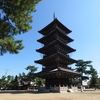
53, 12, 56, 20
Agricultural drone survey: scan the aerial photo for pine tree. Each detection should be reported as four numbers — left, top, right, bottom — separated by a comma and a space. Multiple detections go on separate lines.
0, 0, 41, 55
75, 60, 92, 76
90, 66, 99, 88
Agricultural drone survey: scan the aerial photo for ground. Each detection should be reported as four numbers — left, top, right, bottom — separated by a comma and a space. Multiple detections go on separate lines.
0, 89, 100, 100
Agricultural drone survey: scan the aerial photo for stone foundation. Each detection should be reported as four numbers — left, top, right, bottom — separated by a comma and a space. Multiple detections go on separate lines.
38, 85, 78, 93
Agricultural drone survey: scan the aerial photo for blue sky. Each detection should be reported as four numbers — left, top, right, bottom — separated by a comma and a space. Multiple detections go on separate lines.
1, 0, 100, 77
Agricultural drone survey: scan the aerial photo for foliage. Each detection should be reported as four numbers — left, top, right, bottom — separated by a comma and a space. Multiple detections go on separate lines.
26, 65, 37, 73
25, 65, 37, 81
0, 65, 45, 89
75, 59, 99, 88
6, 75, 14, 86
75, 60, 92, 76
98, 78, 100, 87
0, 75, 6, 87
25, 66, 45, 86
90, 66, 99, 87
0, 75, 16, 88
0, 0, 41, 55
35, 77, 45, 86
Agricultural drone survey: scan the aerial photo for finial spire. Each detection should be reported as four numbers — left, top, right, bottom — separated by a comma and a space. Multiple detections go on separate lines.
53, 12, 56, 20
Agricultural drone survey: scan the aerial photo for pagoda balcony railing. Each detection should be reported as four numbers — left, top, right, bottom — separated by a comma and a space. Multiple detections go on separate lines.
42, 46, 70, 57
42, 38, 64, 47
48, 35, 70, 45
39, 33, 70, 46
43, 48, 66, 56
43, 50, 70, 59
44, 33, 65, 45
38, 43, 74, 56
41, 27, 72, 43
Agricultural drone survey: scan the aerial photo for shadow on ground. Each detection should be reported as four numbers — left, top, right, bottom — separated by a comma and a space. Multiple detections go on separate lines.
0, 90, 50, 94
0, 89, 99, 94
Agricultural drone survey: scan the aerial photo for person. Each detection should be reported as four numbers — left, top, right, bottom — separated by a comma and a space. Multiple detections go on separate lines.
81, 85, 83, 92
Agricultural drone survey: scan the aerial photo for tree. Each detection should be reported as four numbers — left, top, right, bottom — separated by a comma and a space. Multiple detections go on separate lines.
75, 60, 93, 87
90, 66, 99, 88
98, 78, 100, 87
0, 0, 41, 55
35, 77, 45, 86
26, 65, 37, 73
75, 60, 92, 77
6, 75, 13, 83
21, 72, 26, 78
0, 75, 6, 87
75, 60, 99, 88
26, 65, 37, 81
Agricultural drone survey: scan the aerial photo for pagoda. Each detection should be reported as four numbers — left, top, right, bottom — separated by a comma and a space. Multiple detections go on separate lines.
34, 18, 81, 92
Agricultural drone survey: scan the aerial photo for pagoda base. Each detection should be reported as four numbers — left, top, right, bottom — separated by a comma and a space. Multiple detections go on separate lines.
45, 78, 70, 89
38, 85, 79, 93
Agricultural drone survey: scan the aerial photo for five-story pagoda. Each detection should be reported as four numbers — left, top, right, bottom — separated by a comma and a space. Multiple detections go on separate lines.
34, 18, 80, 91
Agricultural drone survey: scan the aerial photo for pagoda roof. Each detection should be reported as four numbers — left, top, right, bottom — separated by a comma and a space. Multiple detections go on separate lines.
35, 52, 77, 65
38, 18, 71, 35
36, 38, 76, 54
37, 27, 73, 44
33, 67, 81, 78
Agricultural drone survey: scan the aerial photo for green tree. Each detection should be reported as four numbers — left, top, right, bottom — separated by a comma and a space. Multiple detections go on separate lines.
35, 77, 45, 86
0, 75, 6, 87
12, 75, 19, 89
26, 65, 37, 81
75, 60, 93, 86
22, 72, 26, 77
25, 66, 45, 86
0, 0, 41, 55
90, 66, 99, 88
75, 60, 92, 77
6, 75, 14, 87
26, 65, 37, 73
98, 78, 100, 87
